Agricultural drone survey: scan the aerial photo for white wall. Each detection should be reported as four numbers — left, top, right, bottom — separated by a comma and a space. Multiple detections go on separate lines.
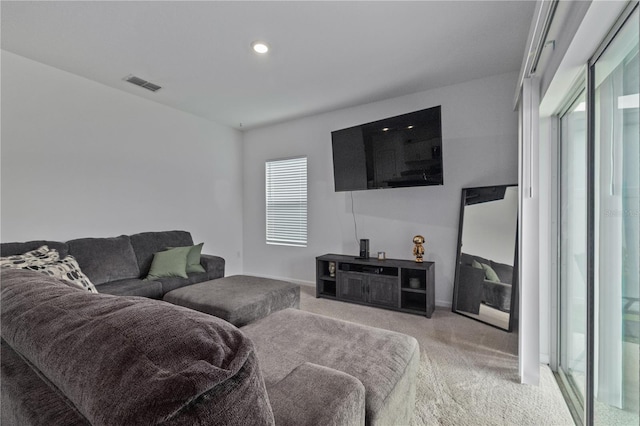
243, 72, 519, 306
1, 51, 245, 275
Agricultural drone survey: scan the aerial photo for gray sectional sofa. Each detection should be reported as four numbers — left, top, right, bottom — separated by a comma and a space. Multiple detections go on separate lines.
1, 269, 419, 425
0, 230, 224, 298
1, 230, 419, 425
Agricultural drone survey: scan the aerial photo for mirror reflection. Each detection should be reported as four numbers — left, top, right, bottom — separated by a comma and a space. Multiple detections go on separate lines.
453, 185, 518, 331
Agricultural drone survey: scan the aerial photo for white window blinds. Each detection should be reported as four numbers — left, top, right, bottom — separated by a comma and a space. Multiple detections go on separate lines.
265, 156, 308, 247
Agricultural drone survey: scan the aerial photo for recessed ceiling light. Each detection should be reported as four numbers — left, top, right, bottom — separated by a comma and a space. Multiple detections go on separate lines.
382, 127, 390, 132
251, 41, 269, 54
407, 125, 414, 129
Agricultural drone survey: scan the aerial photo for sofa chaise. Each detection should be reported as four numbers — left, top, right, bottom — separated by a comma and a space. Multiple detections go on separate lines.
242, 308, 420, 425
0, 230, 224, 299
0, 269, 275, 425
1, 269, 419, 425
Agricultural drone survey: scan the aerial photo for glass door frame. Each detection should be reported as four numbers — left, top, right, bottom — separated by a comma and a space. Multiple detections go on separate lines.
553, 3, 639, 425
555, 83, 588, 426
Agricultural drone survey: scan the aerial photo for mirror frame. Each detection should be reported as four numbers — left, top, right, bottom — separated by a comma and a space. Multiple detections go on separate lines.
451, 184, 518, 332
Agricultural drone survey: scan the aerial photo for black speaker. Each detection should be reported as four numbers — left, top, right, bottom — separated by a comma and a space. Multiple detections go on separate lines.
359, 239, 370, 259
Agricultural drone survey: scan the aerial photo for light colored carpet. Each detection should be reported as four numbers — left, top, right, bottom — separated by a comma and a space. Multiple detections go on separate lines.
298, 285, 575, 426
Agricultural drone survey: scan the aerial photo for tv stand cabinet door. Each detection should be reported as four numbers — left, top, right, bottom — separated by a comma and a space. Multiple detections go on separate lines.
368, 276, 399, 308
338, 272, 367, 303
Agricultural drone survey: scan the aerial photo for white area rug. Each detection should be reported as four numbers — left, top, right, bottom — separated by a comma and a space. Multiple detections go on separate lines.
298, 285, 575, 426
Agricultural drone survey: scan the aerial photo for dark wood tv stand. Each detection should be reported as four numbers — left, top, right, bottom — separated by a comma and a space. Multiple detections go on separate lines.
316, 254, 435, 318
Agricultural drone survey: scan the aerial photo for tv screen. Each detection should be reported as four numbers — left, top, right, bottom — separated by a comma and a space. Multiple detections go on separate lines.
331, 106, 443, 192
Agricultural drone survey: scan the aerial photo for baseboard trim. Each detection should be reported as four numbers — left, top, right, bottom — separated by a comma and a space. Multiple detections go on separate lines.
436, 299, 452, 309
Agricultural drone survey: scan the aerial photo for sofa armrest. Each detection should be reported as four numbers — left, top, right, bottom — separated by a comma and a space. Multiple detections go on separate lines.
267, 362, 365, 426
200, 254, 225, 280
455, 265, 485, 314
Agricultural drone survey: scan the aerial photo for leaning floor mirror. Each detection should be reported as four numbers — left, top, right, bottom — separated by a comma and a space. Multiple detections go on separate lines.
452, 185, 518, 331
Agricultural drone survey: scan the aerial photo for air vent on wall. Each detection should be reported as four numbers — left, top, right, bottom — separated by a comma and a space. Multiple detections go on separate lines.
124, 75, 162, 92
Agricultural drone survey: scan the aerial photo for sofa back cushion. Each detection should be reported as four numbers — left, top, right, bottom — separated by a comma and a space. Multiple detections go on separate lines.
1, 240, 69, 258
490, 260, 514, 284
67, 235, 139, 285
130, 231, 194, 277
0, 269, 275, 426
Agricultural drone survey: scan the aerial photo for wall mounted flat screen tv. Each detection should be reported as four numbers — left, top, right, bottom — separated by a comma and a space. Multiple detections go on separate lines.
331, 106, 443, 192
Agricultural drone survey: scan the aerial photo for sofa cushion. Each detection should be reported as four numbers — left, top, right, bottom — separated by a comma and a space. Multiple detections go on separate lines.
156, 271, 210, 295
96, 278, 163, 299
67, 235, 139, 285
130, 231, 194, 276
490, 260, 514, 285
460, 252, 475, 266
1, 269, 275, 426
1, 241, 69, 258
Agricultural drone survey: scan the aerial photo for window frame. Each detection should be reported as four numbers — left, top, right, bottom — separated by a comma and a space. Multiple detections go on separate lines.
265, 156, 308, 248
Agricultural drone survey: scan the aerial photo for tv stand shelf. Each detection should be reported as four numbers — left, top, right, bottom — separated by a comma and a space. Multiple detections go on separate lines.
316, 254, 435, 318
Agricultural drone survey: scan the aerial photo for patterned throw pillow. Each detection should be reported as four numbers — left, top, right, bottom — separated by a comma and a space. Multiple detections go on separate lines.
24, 255, 98, 293
0, 245, 60, 269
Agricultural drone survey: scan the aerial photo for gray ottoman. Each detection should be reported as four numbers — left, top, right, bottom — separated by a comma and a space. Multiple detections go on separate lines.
163, 275, 300, 327
241, 308, 420, 425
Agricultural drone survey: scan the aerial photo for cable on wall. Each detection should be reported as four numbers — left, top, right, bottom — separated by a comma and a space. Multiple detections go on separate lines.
350, 191, 359, 246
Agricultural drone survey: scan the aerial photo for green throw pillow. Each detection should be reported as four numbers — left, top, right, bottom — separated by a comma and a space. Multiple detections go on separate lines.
167, 243, 206, 274
186, 243, 206, 274
472, 259, 483, 269
145, 246, 192, 280
481, 263, 501, 282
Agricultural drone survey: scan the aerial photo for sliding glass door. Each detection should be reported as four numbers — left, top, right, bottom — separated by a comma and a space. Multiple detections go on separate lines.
592, 6, 639, 424
557, 4, 639, 425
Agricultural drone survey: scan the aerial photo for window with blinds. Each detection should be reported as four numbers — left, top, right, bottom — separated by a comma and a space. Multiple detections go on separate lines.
265, 156, 307, 247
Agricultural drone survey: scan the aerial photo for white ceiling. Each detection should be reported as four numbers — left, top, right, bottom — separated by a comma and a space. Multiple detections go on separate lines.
1, 1, 535, 130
